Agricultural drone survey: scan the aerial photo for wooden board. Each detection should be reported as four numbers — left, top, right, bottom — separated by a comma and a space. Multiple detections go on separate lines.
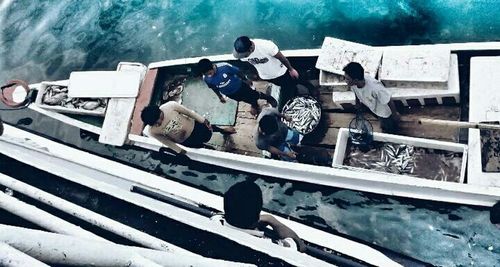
380, 48, 451, 82
68, 71, 141, 98
181, 78, 238, 126
99, 98, 135, 146
315, 37, 382, 77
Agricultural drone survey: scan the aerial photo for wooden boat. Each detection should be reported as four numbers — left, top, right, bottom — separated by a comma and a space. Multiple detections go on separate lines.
0, 124, 428, 266
3, 37, 500, 207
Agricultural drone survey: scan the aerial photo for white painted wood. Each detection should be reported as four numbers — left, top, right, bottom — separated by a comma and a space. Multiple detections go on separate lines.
380, 48, 450, 82
0, 191, 107, 242
0, 172, 194, 255
68, 71, 141, 98
468, 56, 500, 187
98, 97, 135, 146
0, 225, 253, 267
0, 125, 399, 267
315, 37, 383, 76
147, 39, 500, 70
332, 128, 468, 183
147, 49, 322, 69
0, 242, 50, 267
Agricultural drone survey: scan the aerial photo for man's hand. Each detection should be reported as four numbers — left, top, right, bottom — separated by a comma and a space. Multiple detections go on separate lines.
288, 68, 299, 79
245, 79, 253, 87
283, 115, 292, 122
203, 118, 213, 131
284, 151, 297, 159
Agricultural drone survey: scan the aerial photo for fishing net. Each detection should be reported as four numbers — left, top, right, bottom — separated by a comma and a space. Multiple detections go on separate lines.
348, 113, 373, 146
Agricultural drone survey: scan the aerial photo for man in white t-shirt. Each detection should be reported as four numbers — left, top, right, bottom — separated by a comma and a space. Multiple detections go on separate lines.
343, 62, 400, 133
233, 36, 319, 110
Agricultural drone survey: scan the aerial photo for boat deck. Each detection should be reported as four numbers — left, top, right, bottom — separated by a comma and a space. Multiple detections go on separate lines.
204, 79, 461, 166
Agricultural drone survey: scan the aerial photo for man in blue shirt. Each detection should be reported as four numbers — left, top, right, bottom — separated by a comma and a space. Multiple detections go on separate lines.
198, 58, 277, 115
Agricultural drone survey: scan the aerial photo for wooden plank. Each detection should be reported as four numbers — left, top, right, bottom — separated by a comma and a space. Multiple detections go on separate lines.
181, 78, 238, 126
315, 37, 382, 77
380, 48, 450, 82
208, 116, 261, 157
130, 69, 158, 135
318, 92, 337, 110
99, 98, 136, 146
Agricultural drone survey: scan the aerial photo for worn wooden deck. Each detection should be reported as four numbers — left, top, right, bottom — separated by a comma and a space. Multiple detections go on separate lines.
206, 81, 461, 166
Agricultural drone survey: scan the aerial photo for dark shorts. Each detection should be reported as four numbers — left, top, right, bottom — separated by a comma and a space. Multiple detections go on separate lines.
181, 121, 212, 148
227, 82, 260, 106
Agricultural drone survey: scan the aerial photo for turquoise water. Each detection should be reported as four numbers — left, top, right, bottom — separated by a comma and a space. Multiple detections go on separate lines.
1, 1, 500, 266
1, 0, 500, 83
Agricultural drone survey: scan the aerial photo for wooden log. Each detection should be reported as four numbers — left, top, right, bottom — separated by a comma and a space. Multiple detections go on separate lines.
0, 225, 254, 267
0, 173, 193, 255
0, 242, 49, 267
419, 118, 500, 130
0, 192, 107, 242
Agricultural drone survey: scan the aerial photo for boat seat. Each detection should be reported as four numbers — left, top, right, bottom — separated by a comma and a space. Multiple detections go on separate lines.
331, 54, 460, 110
98, 63, 147, 146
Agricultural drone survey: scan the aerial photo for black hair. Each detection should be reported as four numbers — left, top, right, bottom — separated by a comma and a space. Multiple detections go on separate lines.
259, 115, 278, 134
141, 105, 161, 126
224, 180, 263, 229
343, 62, 365, 80
234, 36, 252, 53
491, 201, 500, 224
197, 58, 213, 74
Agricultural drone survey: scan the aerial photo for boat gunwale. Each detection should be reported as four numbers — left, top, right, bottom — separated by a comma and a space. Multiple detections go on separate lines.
23, 40, 500, 207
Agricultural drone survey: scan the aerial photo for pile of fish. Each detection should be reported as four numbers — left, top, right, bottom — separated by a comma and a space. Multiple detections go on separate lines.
345, 143, 416, 174
375, 144, 415, 174
345, 142, 463, 181
282, 96, 321, 134
41, 85, 107, 113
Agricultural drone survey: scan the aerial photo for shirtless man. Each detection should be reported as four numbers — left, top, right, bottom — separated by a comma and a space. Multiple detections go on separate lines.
141, 102, 235, 155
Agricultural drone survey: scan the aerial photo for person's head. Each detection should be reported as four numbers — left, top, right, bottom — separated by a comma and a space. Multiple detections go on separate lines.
197, 58, 215, 76
491, 201, 500, 227
343, 62, 365, 87
233, 36, 254, 59
141, 105, 163, 126
258, 115, 278, 135
224, 180, 263, 229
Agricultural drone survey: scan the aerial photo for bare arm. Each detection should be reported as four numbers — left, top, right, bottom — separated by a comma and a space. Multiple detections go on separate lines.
274, 51, 299, 79
171, 102, 205, 123
210, 87, 226, 103
150, 131, 186, 154
258, 214, 306, 252
268, 146, 296, 159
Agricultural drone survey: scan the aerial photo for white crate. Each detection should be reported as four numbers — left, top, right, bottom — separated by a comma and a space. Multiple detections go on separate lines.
35, 81, 107, 116
333, 128, 468, 183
